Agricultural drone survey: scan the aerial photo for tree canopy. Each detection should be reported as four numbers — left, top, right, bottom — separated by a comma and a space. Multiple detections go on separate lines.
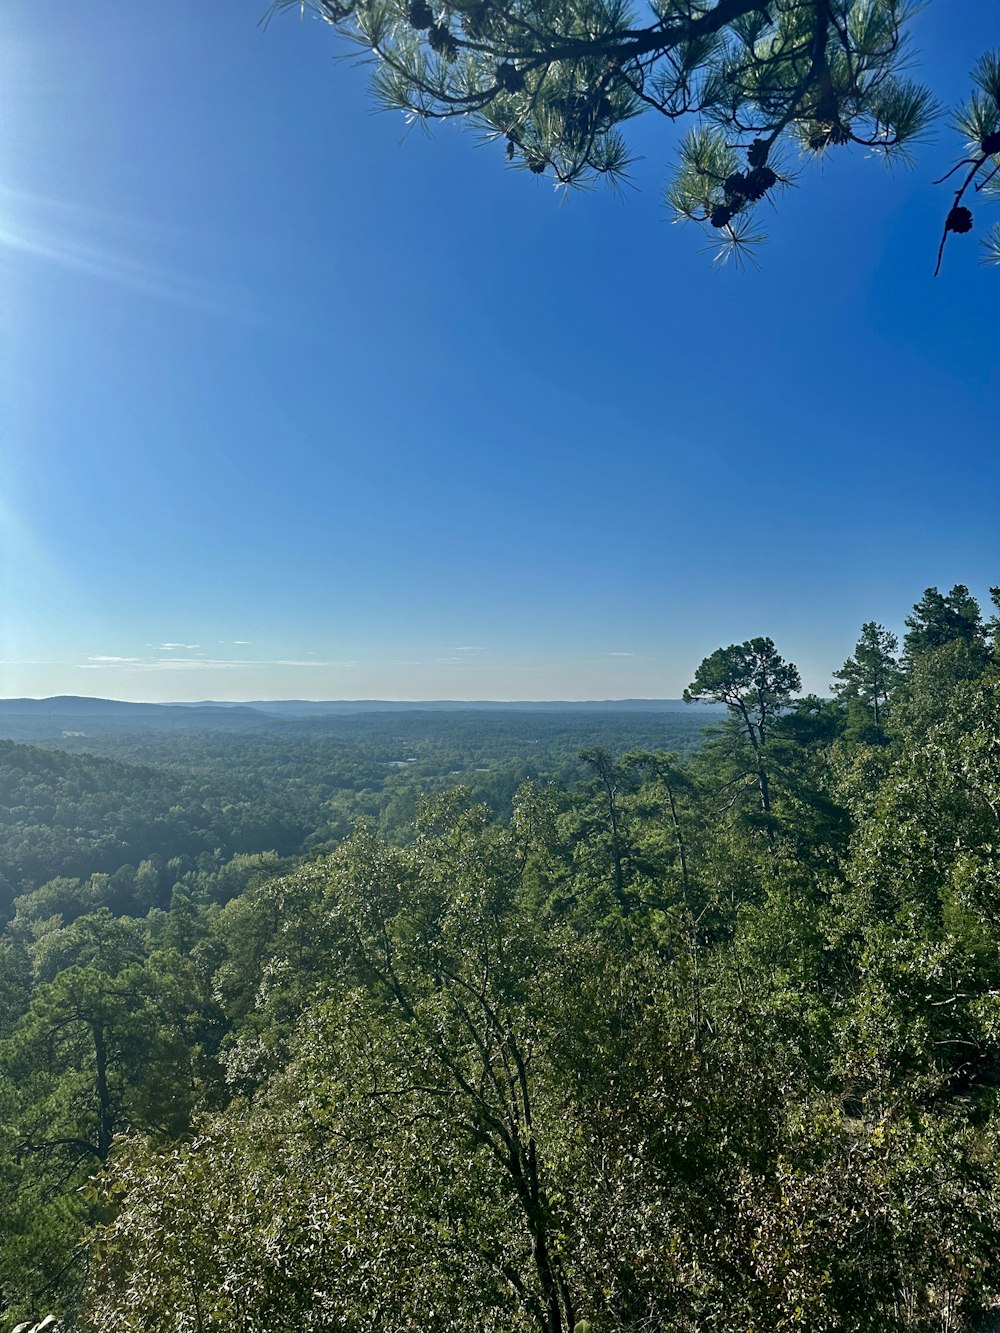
8, 584, 1000, 1329
831, 621, 899, 742
275, 0, 1000, 267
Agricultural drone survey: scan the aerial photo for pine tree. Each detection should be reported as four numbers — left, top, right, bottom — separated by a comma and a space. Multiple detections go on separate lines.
272, 0, 996, 263
902, 585, 985, 667
685, 637, 800, 838
832, 622, 900, 741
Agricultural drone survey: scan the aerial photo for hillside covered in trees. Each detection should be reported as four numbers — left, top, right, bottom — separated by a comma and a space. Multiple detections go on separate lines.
3, 583, 1000, 1331
0, 708, 712, 915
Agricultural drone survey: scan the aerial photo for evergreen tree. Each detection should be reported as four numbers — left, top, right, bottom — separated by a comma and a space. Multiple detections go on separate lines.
274, 1, 1000, 263
902, 584, 985, 666
832, 621, 900, 741
685, 637, 800, 839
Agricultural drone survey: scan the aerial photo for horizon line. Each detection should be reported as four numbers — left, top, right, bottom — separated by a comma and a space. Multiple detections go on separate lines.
0, 693, 707, 705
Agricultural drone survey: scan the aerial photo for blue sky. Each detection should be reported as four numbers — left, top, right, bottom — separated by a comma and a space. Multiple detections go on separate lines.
1, 1, 997, 701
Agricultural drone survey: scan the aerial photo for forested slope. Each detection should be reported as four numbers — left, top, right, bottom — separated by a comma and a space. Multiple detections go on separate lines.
0, 741, 314, 918
0, 710, 711, 877
3, 585, 1000, 1332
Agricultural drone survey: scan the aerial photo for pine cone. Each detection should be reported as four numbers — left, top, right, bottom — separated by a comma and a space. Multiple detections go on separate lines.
407, 0, 434, 28
460, 1, 490, 35
945, 205, 973, 234
723, 172, 747, 199
428, 21, 457, 56
747, 138, 768, 168
743, 166, 777, 201
710, 204, 734, 229
495, 62, 525, 92
981, 130, 1000, 157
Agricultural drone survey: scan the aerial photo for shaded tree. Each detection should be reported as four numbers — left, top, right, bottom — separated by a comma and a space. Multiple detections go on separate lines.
576, 746, 633, 918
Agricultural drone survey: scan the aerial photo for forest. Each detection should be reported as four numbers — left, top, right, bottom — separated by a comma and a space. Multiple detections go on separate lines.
2, 582, 1000, 1332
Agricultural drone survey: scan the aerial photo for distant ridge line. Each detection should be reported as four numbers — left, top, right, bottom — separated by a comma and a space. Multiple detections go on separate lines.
0, 696, 261, 717
197, 698, 698, 712
0, 695, 722, 717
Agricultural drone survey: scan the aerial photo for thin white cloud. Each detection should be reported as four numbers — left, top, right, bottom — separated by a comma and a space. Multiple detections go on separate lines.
607, 651, 636, 657
78, 656, 338, 672
150, 659, 242, 672
159, 642, 201, 651
453, 645, 485, 652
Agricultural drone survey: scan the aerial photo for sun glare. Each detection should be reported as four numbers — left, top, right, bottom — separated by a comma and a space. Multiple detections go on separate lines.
0, 186, 247, 317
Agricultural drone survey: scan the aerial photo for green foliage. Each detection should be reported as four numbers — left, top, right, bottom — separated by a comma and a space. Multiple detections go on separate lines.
685, 636, 801, 732
268, 0, 1000, 267
0, 739, 312, 918
903, 584, 986, 665
831, 621, 899, 742
686, 637, 801, 842
934, 50, 1000, 271
270, 0, 964, 261
5, 606, 1000, 1328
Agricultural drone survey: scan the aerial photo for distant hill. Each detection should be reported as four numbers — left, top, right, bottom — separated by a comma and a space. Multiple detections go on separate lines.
0, 696, 263, 718
183, 698, 717, 716
0, 698, 724, 744
0, 696, 725, 718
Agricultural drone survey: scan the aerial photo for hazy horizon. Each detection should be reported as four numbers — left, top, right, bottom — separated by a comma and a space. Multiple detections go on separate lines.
0, 691, 710, 707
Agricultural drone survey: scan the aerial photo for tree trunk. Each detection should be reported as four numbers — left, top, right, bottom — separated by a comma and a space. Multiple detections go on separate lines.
738, 702, 775, 849
92, 1022, 114, 1162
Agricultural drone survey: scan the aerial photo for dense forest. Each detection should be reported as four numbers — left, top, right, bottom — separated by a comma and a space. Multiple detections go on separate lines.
3, 583, 1000, 1331
0, 708, 710, 919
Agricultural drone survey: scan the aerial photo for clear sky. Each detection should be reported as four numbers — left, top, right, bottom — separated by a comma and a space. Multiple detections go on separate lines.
1, 2, 997, 702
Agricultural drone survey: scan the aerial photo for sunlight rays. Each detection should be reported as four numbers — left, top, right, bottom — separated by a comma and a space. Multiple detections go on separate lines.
0, 184, 251, 319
